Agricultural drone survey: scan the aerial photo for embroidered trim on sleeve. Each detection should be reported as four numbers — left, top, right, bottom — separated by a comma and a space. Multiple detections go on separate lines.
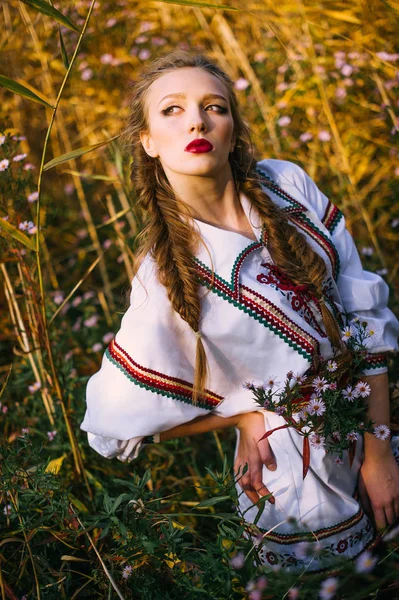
321, 199, 344, 235
362, 352, 389, 371
255, 169, 341, 280
106, 339, 224, 410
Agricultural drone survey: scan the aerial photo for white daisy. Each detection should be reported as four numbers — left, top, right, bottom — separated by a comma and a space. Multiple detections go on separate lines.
326, 360, 337, 372
341, 325, 356, 341
334, 456, 344, 465
346, 431, 358, 442
342, 385, 360, 402
319, 577, 339, 600
309, 433, 326, 449
293, 373, 305, 385
242, 381, 254, 390
355, 551, 377, 573
307, 398, 326, 416
297, 409, 309, 422
373, 424, 390, 441
263, 375, 281, 390
0, 158, 9, 171
312, 376, 329, 392
355, 381, 371, 398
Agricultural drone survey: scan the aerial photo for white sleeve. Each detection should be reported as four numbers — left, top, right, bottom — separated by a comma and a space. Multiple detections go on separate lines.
285, 161, 399, 376
80, 255, 217, 461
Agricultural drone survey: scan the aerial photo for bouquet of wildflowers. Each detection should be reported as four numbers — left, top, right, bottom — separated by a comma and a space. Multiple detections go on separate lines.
244, 318, 390, 478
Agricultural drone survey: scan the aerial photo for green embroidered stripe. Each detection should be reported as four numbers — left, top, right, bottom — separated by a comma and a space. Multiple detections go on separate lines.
105, 347, 215, 411
195, 270, 313, 363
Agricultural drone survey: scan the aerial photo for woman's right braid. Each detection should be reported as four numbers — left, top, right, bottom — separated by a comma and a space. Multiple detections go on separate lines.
132, 156, 209, 403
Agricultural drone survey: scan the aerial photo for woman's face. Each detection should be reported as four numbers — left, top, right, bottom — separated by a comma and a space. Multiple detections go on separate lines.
140, 67, 236, 180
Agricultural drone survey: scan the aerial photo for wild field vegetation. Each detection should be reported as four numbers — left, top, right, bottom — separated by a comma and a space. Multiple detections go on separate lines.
0, 0, 399, 598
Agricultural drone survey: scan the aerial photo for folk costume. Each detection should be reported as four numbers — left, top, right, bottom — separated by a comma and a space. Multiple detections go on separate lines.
80, 159, 399, 571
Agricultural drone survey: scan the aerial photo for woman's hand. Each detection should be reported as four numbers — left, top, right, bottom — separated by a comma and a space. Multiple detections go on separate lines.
234, 411, 277, 506
358, 452, 399, 530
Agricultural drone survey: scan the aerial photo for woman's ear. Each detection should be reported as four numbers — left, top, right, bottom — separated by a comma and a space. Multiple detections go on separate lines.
140, 131, 159, 158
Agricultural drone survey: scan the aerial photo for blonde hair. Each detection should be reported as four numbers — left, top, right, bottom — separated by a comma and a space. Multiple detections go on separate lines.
119, 50, 346, 404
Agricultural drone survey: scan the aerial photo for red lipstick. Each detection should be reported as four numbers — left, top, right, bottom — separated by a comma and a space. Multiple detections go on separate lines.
185, 138, 213, 153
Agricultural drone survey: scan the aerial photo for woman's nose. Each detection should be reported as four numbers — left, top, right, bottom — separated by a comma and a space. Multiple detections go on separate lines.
189, 110, 207, 132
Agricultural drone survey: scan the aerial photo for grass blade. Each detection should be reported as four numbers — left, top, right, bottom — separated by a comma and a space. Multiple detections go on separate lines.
43, 134, 121, 171
0, 74, 54, 109
20, 0, 81, 32
0, 219, 36, 251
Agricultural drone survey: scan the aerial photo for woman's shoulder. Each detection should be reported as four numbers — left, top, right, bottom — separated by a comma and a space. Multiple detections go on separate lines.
255, 158, 309, 195
255, 158, 334, 227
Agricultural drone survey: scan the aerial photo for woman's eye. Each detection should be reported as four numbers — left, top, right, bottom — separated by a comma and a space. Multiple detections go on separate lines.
161, 104, 227, 115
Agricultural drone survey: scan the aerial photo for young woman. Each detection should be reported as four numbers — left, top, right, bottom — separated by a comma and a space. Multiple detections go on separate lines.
80, 50, 399, 571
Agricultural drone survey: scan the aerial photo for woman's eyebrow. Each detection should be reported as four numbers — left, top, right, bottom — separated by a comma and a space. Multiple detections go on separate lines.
157, 93, 228, 106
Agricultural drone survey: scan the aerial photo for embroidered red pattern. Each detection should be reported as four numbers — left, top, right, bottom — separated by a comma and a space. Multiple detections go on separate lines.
256, 262, 327, 338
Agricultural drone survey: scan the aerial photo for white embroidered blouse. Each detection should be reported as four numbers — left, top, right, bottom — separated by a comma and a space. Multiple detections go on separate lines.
80, 159, 399, 461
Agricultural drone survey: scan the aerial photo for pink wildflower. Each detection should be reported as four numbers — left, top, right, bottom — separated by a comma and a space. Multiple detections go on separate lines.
278, 116, 291, 127
84, 315, 99, 328
346, 431, 358, 442
263, 375, 280, 390
13, 153, 27, 162
312, 376, 329, 392
47, 430, 57, 441
342, 385, 359, 402
299, 132, 313, 143
122, 564, 133, 579
318, 130, 331, 142
230, 552, 245, 569
307, 397, 326, 416
28, 381, 41, 393
334, 456, 344, 465
234, 78, 250, 91
27, 191, 39, 202
309, 433, 326, 449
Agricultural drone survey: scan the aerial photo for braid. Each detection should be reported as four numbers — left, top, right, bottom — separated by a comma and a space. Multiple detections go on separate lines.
131, 154, 209, 403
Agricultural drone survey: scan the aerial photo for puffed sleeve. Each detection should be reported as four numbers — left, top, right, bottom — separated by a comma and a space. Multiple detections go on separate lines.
291, 162, 399, 376
80, 254, 222, 461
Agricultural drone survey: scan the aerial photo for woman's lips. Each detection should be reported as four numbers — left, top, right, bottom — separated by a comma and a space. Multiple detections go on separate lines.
185, 139, 213, 153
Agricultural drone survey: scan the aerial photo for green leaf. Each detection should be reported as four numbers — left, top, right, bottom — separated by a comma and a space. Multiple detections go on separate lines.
59, 27, 70, 69
153, 0, 240, 10
0, 75, 54, 109
20, 0, 81, 32
43, 134, 120, 170
62, 169, 119, 182
195, 495, 231, 508
0, 219, 36, 251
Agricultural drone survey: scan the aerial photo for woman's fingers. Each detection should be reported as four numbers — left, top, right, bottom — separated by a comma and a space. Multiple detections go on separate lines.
384, 504, 396, 527
258, 437, 277, 471
373, 506, 387, 531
